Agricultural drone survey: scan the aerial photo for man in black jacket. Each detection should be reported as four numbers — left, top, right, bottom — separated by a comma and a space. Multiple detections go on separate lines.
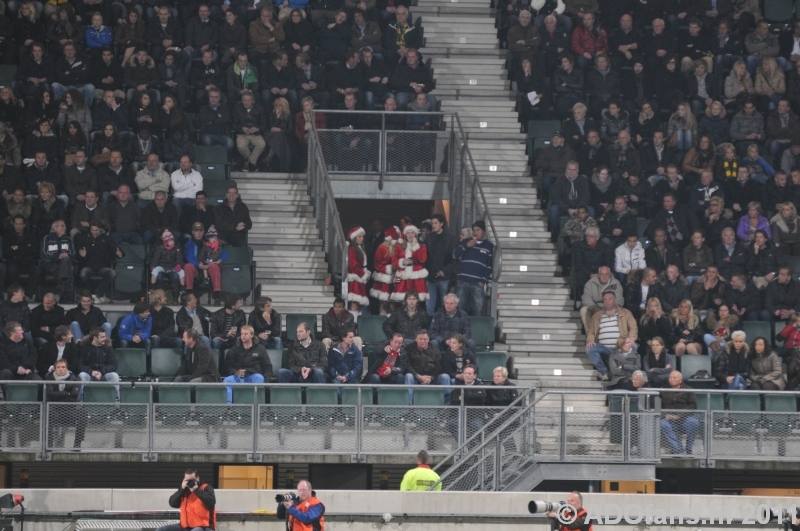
364, 332, 407, 384
623, 267, 664, 319
222, 325, 273, 402
37, 325, 79, 376
383, 290, 431, 344
31, 294, 66, 347
75, 221, 123, 304
383, 6, 422, 68
63, 150, 98, 206
17, 43, 55, 99
93, 90, 130, 132
573, 227, 615, 299
388, 48, 435, 109
210, 294, 247, 370
65, 291, 112, 342
92, 49, 126, 102
645, 228, 682, 275
329, 49, 365, 109
295, 52, 329, 109
4, 216, 40, 300
727, 273, 767, 322
403, 329, 449, 404
713, 227, 748, 279
641, 130, 679, 184
197, 89, 234, 154
660, 265, 691, 313
647, 193, 696, 245
321, 297, 359, 350
214, 186, 252, 247
233, 90, 267, 172
0, 321, 41, 381
77, 326, 120, 400
576, 129, 610, 177
176, 329, 220, 384
142, 191, 180, 244
189, 50, 225, 106
425, 214, 457, 315
277, 322, 328, 383
598, 196, 637, 247
40, 219, 76, 302
765, 266, 800, 322
260, 49, 298, 112
146, 6, 184, 62
183, 4, 219, 64
52, 42, 95, 105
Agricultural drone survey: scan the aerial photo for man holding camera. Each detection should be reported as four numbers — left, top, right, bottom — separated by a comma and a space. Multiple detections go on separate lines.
546, 492, 591, 531
277, 480, 325, 531
157, 469, 216, 531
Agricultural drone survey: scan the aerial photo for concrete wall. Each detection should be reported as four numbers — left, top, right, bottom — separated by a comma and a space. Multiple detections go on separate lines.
7, 489, 800, 531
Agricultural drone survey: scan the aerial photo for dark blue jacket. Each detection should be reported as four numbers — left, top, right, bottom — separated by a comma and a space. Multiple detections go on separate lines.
453, 238, 494, 284
118, 311, 153, 342
327, 342, 363, 382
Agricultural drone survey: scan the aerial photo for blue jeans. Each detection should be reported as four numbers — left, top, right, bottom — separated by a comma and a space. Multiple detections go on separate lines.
426, 279, 450, 315
53, 83, 96, 105
202, 134, 235, 153
749, 310, 771, 322
456, 280, 484, 316
404, 372, 451, 404
586, 343, 613, 375
223, 373, 265, 403
71, 321, 112, 342
78, 371, 120, 401
119, 338, 151, 356
258, 336, 283, 351
703, 333, 725, 362
660, 416, 700, 454
724, 374, 747, 390
675, 129, 693, 151
173, 197, 195, 214
277, 368, 326, 383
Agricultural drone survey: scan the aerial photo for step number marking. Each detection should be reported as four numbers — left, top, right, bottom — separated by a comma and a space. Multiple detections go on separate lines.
499, 197, 507, 204
489, 165, 497, 171
480, 121, 487, 128
459, 37, 467, 43
542, 334, 550, 340
519, 265, 527, 271
469, 79, 477, 85
566, 406, 574, 412
553, 369, 562, 376
531, 299, 539, 305
509, 231, 517, 237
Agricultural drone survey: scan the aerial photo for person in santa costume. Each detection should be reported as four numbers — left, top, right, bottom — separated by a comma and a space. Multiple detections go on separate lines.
391, 225, 429, 302
347, 226, 371, 310
370, 226, 399, 301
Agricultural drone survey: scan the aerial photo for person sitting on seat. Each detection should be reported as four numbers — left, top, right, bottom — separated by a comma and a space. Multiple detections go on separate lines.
175, 328, 220, 383
277, 322, 328, 383
0, 321, 42, 381
210, 294, 246, 370
222, 324, 272, 403
118, 301, 153, 355
148, 229, 185, 291
327, 329, 363, 386
659, 370, 700, 456
321, 297, 360, 350
77, 326, 120, 401
404, 329, 450, 404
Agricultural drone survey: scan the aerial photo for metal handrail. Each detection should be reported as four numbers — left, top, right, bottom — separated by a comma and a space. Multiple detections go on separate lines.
308, 118, 348, 290
453, 113, 503, 284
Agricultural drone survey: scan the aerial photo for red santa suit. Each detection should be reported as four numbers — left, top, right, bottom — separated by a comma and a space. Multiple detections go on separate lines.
391, 227, 429, 301
370, 227, 399, 301
347, 227, 370, 306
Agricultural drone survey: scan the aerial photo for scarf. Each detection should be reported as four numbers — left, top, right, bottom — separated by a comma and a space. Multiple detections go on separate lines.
723, 158, 738, 178
233, 62, 257, 86
695, 149, 713, 168
647, 349, 667, 370
591, 172, 612, 193
164, 240, 175, 251
53, 371, 71, 391
395, 22, 409, 47
408, 100, 430, 112
206, 239, 220, 253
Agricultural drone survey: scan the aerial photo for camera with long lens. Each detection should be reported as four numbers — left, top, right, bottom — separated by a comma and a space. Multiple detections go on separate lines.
185, 479, 197, 489
276, 493, 299, 503
529, 501, 567, 514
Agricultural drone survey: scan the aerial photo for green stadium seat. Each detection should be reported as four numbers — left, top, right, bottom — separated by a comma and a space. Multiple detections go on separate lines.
342, 387, 366, 405
120, 386, 151, 403
636, 218, 649, 238
766, 0, 794, 22
270, 387, 302, 404
696, 392, 725, 412
358, 315, 387, 343
470, 317, 495, 351
106, 311, 129, 336
680, 355, 715, 389
377, 388, 407, 405
233, 386, 267, 404
5, 384, 38, 402
530, 137, 551, 161
765, 394, 797, 412
195, 387, 228, 404
266, 349, 282, 375
773, 320, 789, 346
0, 65, 18, 86
476, 351, 506, 381
195, 145, 228, 165
115, 262, 146, 295
158, 387, 191, 403
743, 321, 772, 343
527, 120, 561, 139
225, 246, 253, 265
151, 348, 182, 379
286, 314, 318, 342
413, 388, 444, 406
306, 387, 338, 404
118, 244, 147, 264
84, 386, 116, 403
205, 180, 235, 204
116, 349, 147, 379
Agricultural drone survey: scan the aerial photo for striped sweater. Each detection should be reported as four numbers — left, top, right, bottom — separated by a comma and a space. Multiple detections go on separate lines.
453, 238, 494, 284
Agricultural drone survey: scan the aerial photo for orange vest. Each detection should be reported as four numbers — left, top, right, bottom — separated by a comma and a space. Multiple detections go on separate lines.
559, 507, 591, 531
180, 484, 216, 530
287, 497, 325, 531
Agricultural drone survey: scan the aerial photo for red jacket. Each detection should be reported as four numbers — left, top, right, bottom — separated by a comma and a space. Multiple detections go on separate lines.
780, 324, 800, 349
570, 24, 609, 57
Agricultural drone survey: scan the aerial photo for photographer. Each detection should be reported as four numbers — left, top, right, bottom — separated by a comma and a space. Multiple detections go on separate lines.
157, 469, 216, 531
547, 492, 591, 531
277, 480, 325, 531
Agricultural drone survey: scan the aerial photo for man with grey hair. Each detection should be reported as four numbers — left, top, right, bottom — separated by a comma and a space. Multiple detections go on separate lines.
631, 370, 648, 388
585, 291, 638, 381
580, 265, 623, 332
660, 370, 699, 455
572, 226, 615, 300
40, 220, 76, 302
277, 479, 325, 530
549, 159, 592, 238
429, 293, 475, 352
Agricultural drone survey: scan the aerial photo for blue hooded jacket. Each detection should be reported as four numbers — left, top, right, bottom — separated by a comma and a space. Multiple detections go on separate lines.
327, 342, 363, 382
118, 311, 153, 341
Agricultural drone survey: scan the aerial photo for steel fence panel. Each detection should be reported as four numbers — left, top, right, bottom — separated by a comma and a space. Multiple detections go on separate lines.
359, 405, 459, 455
318, 129, 381, 173
47, 402, 149, 452
563, 412, 625, 461
152, 404, 254, 453
439, 444, 498, 491
710, 410, 800, 460
628, 411, 660, 461
532, 410, 561, 460
257, 404, 357, 453
385, 130, 449, 174
0, 402, 41, 452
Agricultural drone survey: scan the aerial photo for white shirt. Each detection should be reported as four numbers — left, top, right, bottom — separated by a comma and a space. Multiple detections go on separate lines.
640, 284, 649, 309
170, 169, 204, 199
793, 36, 800, 56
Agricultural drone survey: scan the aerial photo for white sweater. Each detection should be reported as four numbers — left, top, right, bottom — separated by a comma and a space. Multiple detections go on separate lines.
615, 241, 647, 274
170, 169, 204, 199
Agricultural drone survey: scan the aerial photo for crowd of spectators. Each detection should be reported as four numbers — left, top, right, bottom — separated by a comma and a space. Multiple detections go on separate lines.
506, 0, 800, 394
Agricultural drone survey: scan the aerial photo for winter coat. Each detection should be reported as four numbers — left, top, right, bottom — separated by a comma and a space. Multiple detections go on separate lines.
644, 244, 681, 276
598, 210, 636, 246
321, 308, 356, 342
44, 371, 80, 402
745, 241, 780, 277
608, 348, 640, 387
226, 341, 273, 378
614, 242, 646, 275
209, 308, 246, 340
660, 382, 698, 410
486, 380, 518, 407
64, 306, 107, 336
771, 213, 800, 247
670, 312, 704, 345
551, 174, 590, 212
705, 312, 741, 343
79, 339, 118, 376
123, 55, 159, 90
683, 244, 714, 276
248, 308, 281, 340
287, 338, 328, 374
698, 114, 730, 147
176, 305, 212, 337
405, 342, 443, 378
118, 311, 153, 342
585, 307, 638, 343
716, 342, 749, 384
659, 275, 691, 314
214, 200, 252, 242
382, 309, 430, 340
0, 300, 31, 333
765, 279, 800, 314
534, 144, 576, 181
570, 24, 608, 57
729, 109, 765, 142
725, 280, 763, 314
149, 245, 183, 272
327, 341, 363, 382
690, 273, 728, 311
755, 68, 785, 98
749, 350, 785, 389
581, 276, 624, 310
177, 340, 219, 382
638, 314, 675, 347
573, 239, 614, 279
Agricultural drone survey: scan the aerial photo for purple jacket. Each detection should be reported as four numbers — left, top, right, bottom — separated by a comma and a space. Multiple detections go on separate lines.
736, 215, 772, 242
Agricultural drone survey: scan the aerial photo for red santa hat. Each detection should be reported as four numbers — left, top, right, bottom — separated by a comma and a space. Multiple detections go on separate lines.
403, 225, 419, 235
348, 226, 365, 241
384, 226, 399, 242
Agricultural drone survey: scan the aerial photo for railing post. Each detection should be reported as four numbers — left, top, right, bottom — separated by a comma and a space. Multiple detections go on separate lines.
356, 386, 362, 459
559, 394, 566, 461
704, 392, 712, 465
379, 113, 385, 190
252, 386, 258, 460
493, 437, 502, 490
622, 396, 629, 462
40, 399, 47, 460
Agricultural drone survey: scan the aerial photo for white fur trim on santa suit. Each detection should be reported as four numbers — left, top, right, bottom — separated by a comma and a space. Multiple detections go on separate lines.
390, 290, 429, 301
347, 270, 371, 283
347, 292, 370, 305
370, 288, 391, 300
348, 227, 366, 240
399, 243, 428, 279
401, 268, 429, 280
372, 271, 394, 283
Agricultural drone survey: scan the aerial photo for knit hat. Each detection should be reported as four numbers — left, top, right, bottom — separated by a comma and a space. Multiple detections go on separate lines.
403, 225, 419, 235
348, 226, 365, 241
205, 225, 218, 239
384, 226, 399, 242
472, 220, 486, 232
192, 222, 205, 232
161, 230, 174, 242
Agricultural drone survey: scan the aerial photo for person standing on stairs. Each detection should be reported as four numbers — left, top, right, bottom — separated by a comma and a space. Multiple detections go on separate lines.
347, 226, 371, 311
424, 214, 457, 315
370, 226, 399, 303
453, 221, 494, 317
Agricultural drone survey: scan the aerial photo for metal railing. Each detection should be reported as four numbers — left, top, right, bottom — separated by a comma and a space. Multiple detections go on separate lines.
307, 119, 348, 291
0, 381, 530, 461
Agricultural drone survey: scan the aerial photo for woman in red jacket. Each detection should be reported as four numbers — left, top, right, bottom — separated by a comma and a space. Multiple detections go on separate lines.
347, 226, 371, 310
391, 225, 429, 302
370, 226, 399, 302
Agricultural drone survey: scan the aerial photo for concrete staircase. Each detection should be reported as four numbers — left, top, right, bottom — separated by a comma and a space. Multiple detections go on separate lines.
230, 171, 335, 318
419, 0, 605, 411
